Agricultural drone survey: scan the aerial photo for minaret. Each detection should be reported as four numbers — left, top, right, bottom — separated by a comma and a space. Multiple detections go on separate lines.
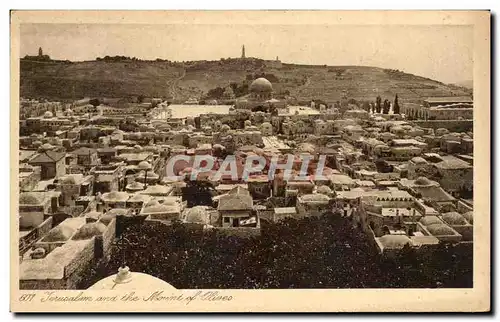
241, 45, 246, 59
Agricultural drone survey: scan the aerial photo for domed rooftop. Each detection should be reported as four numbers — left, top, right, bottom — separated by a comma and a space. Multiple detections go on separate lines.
72, 222, 107, 240
43, 111, 53, 118
126, 181, 145, 191
419, 216, 443, 226
414, 177, 432, 186
250, 78, 273, 93
145, 199, 160, 208
19, 193, 41, 205
85, 211, 102, 221
462, 211, 473, 225
88, 266, 176, 290
183, 206, 209, 224
60, 175, 76, 185
426, 223, 457, 236
101, 191, 129, 202
99, 213, 117, 226
42, 225, 76, 242
411, 157, 427, 164
136, 170, 159, 180
137, 160, 152, 171
316, 185, 333, 195
378, 235, 412, 249
441, 212, 469, 226
300, 193, 330, 203
39, 143, 54, 151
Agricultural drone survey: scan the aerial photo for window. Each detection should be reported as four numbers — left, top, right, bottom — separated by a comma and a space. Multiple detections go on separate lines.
224, 217, 230, 223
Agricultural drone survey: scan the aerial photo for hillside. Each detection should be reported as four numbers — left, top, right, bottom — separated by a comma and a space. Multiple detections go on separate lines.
454, 80, 473, 90
20, 58, 472, 104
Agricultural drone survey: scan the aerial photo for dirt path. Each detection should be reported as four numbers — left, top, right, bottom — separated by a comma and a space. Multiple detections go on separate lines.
169, 68, 186, 100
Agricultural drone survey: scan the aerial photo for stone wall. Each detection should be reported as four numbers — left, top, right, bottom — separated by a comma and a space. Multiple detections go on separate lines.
412, 120, 473, 132
102, 217, 116, 259
64, 240, 95, 289
20, 277, 68, 290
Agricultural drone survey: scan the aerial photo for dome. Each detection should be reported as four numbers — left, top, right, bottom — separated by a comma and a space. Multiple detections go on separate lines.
183, 206, 209, 224
136, 170, 159, 180
221, 124, 231, 132
414, 177, 432, 186
85, 211, 102, 221
249, 78, 273, 93
88, 266, 176, 290
72, 222, 107, 240
126, 181, 145, 191
42, 225, 76, 242
419, 216, 442, 226
102, 191, 129, 202
300, 193, 330, 203
137, 161, 152, 171
31, 247, 46, 259
61, 176, 76, 184
39, 143, 54, 151
297, 143, 316, 154
378, 235, 411, 249
411, 157, 427, 164
99, 213, 116, 225
43, 111, 53, 118
462, 211, 473, 225
441, 212, 468, 226
316, 185, 333, 195
426, 223, 456, 236
19, 193, 41, 205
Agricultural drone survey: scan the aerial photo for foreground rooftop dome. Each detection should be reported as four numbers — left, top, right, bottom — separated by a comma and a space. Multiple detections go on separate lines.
250, 78, 273, 93
88, 266, 176, 290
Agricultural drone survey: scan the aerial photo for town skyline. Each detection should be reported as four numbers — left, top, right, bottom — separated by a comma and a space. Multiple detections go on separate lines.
20, 23, 473, 84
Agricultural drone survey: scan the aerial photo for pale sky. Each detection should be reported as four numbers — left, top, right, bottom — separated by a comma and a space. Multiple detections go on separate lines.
20, 23, 473, 84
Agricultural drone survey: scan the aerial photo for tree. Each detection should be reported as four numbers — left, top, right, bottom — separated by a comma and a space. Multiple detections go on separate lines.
362, 101, 371, 112
393, 94, 400, 114
89, 98, 100, 107
382, 99, 390, 114
375, 96, 382, 113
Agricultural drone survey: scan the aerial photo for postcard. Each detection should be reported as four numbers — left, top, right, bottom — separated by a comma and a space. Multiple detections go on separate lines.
10, 10, 490, 312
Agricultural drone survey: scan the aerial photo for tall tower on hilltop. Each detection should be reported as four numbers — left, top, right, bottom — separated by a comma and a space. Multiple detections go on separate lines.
38, 47, 43, 57
241, 45, 246, 59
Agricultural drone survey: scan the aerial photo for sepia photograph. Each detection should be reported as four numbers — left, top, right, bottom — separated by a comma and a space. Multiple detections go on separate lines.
10, 10, 490, 312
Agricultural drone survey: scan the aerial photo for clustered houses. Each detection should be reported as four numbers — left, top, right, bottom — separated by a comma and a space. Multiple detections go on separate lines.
18, 76, 474, 288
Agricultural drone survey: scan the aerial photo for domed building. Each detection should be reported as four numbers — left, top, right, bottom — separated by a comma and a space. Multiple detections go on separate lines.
182, 206, 210, 225
249, 77, 273, 100
234, 77, 286, 112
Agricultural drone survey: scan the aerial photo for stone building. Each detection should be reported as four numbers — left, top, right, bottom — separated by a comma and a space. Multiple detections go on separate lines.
28, 150, 66, 180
